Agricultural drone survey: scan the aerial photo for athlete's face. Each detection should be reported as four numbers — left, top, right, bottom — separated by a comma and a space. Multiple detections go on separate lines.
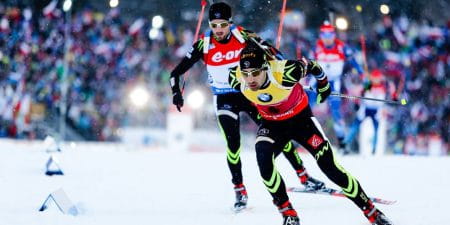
320, 31, 336, 46
209, 19, 231, 41
241, 67, 267, 91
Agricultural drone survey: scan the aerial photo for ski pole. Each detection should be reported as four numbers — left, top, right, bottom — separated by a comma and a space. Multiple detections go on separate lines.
360, 34, 370, 77
250, 37, 407, 105
275, 0, 287, 49
249, 37, 277, 60
327, 7, 335, 28
193, 0, 208, 42
182, 0, 208, 94
302, 86, 408, 105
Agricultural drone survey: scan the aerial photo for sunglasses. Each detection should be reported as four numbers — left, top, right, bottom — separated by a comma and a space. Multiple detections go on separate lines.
241, 67, 266, 78
209, 21, 230, 28
320, 31, 336, 39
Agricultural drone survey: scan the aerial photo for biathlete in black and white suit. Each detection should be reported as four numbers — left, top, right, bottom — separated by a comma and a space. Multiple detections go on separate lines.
169, 2, 324, 211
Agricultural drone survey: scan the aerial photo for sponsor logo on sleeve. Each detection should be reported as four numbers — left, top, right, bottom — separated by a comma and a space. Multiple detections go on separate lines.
257, 128, 270, 136
307, 134, 324, 149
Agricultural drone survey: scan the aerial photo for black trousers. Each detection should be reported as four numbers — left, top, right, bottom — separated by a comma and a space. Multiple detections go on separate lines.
256, 106, 373, 210
214, 92, 304, 185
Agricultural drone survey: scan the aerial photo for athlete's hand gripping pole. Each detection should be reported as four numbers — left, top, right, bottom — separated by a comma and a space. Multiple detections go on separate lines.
316, 79, 331, 104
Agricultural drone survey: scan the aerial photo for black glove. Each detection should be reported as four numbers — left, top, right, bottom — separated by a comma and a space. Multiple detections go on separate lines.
316, 78, 331, 104
172, 89, 184, 112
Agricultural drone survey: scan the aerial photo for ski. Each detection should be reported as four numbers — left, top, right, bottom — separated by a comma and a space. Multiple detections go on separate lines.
231, 205, 253, 213
287, 187, 396, 205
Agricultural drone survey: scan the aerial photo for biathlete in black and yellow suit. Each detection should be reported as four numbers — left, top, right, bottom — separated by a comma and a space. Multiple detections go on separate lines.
228, 41, 393, 225
169, 2, 324, 212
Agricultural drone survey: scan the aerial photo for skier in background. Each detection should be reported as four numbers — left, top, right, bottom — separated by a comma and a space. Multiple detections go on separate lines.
169, 2, 324, 212
344, 69, 397, 154
311, 21, 365, 154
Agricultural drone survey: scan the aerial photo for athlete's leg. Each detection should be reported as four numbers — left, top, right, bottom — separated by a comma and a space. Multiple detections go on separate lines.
214, 94, 243, 185
292, 109, 378, 216
280, 141, 304, 170
242, 93, 304, 171
255, 124, 299, 223
368, 108, 380, 155
255, 136, 290, 204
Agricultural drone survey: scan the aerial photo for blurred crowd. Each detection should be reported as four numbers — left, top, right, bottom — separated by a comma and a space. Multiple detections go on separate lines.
0, 4, 185, 141
0, 3, 448, 154
274, 14, 449, 155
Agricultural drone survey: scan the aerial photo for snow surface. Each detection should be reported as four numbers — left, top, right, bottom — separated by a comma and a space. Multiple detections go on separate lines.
1, 141, 449, 225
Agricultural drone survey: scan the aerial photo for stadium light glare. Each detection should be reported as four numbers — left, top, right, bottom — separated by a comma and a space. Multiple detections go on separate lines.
187, 89, 205, 110
148, 28, 160, 40
24, 8, 32, 20
380, 4, 390, 15
63, 0, 72, 12
335, 17, 349, 31
129, 86, 150, 109
109, 0, 119, 8
152, 15, 164, 29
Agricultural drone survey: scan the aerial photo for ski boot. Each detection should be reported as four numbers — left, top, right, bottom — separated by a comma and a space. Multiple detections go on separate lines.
277, 201, 300, 225
364, 205, 393, 225
296, 167, 325, 191
233, 183, 248, 212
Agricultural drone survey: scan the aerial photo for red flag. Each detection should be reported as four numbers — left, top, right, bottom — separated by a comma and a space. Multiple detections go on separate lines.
129, 18, 145, 35
43, 0, 58, 18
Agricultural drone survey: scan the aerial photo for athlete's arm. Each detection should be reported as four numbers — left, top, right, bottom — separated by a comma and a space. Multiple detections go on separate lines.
280, 58, 330, 103
305, 58, 327, 82
280, 59, 326, 87
169, 39, 204, 92
305, 58, 330, 103
228, 66, 241, 91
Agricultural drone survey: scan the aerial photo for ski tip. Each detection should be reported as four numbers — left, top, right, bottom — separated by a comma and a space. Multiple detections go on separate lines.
369, 197, 397, 205
375, 199, 397, 205
287, 187, 306, 192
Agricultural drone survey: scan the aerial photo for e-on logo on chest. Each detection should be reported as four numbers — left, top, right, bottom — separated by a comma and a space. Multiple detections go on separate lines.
257, 93, 273, 102
211, 49, 243, 63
